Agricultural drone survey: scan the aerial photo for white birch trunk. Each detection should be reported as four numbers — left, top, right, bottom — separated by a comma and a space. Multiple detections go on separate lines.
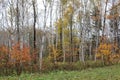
39, 35, 45, 71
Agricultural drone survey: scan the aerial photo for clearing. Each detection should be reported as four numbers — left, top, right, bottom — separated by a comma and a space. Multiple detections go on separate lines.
0, 64, 120, 80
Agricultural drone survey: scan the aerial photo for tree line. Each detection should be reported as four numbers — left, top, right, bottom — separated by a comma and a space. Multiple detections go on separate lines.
0, 0, 120, 75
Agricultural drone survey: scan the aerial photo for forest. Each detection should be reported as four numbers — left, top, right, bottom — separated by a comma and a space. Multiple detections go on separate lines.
0, 0, 120, 79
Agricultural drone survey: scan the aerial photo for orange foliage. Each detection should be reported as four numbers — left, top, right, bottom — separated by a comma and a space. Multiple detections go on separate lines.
10, 43, 31, 64
96, 43, 112, 56
96, 38, 119, 64
0, 45, 8, 54
0, 46, 8, 61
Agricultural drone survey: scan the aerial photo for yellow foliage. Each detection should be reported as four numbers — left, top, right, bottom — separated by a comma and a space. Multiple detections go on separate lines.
96, 53, 101, 58
109, 54, 120, 64
96, 38, 119, 64
97, 43, 112, 56
48, 45, 59, 61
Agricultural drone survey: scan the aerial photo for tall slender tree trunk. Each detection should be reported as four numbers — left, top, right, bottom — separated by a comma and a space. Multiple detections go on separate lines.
16, 0, 20, 43
70, 15, 73, 62
102, 0, 108, 37
59, 4, 63, 61
63, 31, 65, 62
39, 36, 45, 71
32, 0, 37, 50
39, 0, 47, 72
16, 0, 22, 75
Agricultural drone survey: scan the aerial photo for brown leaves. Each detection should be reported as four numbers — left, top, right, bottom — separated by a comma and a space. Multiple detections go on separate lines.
91, 15, 100, 21
107, 14, 119, 20
0, 45, 9, 67
0, 45, 8, 54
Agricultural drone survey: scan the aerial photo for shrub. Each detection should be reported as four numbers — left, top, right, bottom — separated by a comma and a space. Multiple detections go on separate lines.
10, 43, 31, 75
85, 60, 104, 68
42, 58, 54, 72
109, 54, 120, 64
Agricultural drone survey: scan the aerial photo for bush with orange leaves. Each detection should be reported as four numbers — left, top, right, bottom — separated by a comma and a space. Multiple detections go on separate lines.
10, 43, 31, 64
0, 43, 32, 75
96, 42, 120, 64
10, 43, 31, 75
96, 43, 112, 57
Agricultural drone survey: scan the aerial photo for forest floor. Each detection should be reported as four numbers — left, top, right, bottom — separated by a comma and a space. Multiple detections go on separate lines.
0, 64, 120, 80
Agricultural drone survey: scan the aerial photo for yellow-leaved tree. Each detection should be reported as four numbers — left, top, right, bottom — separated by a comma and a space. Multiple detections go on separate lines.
96, 38, 119, 64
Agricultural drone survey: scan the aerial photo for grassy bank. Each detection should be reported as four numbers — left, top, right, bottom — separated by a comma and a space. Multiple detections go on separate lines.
0, 64, 120, 80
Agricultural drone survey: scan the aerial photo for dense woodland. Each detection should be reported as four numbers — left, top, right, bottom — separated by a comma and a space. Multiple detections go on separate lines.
0, 0, 120, 75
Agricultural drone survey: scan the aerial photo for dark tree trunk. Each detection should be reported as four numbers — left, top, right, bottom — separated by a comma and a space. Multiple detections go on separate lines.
16, 0, 20, 43
32, 0, 36, 50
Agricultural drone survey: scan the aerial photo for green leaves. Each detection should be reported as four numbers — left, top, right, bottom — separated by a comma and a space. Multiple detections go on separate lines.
60, 0, 67, 5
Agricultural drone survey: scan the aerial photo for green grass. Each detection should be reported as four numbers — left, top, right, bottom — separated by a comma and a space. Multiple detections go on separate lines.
0, 64, 120, 80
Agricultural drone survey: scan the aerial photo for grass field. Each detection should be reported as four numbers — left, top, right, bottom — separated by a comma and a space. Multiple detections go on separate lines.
0, 64, 120, 80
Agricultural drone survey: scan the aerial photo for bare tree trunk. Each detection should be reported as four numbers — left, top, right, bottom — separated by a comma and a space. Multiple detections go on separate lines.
39, 36, 45, 71
70, 15, 73, 62
59, 3, 63, 61
39, 0, 47, 72
95, 32, 99, 61
89, 40, 92, 60
16, 0, 20, 43
49, 0, 54, 46
102, 0, 108, 36
81, 44, 84, 63
63, 31, 65, 62
32, 0, 37, 50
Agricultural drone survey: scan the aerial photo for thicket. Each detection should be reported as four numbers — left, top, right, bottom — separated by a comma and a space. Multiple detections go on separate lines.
0, 41, 120, 76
